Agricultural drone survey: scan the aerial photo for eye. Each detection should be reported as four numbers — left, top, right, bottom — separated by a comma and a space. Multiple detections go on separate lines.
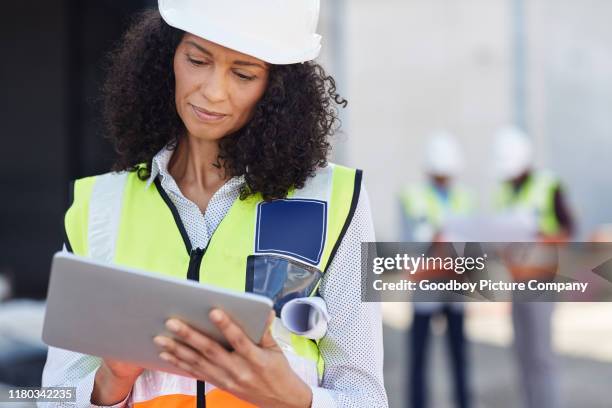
234, 71, 256, 81
186, 54, 208, 67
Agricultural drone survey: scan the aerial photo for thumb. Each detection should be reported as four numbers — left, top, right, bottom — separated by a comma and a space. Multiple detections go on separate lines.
259, 310, 278, 349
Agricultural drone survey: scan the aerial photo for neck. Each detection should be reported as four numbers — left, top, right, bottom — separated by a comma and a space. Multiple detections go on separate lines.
168, 135, 228, 191
430, 175, 450, 191
511, 170, 531, 191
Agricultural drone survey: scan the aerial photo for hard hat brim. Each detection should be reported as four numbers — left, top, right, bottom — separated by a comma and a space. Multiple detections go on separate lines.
160, 6, 322, 65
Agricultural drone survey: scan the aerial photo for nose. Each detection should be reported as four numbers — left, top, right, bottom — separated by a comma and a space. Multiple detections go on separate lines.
200, 66, 229, 104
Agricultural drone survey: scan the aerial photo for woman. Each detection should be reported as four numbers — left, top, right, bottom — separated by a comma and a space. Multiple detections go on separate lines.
42, 1, 387, 407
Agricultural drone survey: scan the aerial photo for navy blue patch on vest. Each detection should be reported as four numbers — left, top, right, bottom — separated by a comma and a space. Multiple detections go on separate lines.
255, 199, 327, 265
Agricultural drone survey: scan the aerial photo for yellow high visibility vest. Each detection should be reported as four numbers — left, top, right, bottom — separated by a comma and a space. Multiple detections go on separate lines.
400, 184, 472, 228
494, 171, 562, 236
64, 163, 361, 407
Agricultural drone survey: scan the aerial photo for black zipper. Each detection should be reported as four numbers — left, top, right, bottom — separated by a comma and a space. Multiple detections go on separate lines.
187, 247, 205, 282
154, 177, 210, 407
186, 247, 206, 408
155, 178, 206, 281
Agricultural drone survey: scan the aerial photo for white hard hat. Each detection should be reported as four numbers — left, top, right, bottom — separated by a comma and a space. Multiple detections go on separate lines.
424, 131, 464, 177
493, 126, 533, 180
158, 0, 322, 64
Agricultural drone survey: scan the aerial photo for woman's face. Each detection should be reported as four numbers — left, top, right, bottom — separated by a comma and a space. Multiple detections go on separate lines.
173, 34, 270, 141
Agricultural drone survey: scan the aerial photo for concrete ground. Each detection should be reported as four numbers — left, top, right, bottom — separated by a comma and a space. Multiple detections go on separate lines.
384, 323, 612, 408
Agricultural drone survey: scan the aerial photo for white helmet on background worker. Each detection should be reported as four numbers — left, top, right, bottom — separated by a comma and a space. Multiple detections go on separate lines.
158, 0, 322, 64
424, 130, 464, 177
493, 126, 533, 180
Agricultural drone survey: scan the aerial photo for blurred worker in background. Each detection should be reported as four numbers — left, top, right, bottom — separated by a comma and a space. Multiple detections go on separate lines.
400, 131, 472, 408
492, 126, 575, 408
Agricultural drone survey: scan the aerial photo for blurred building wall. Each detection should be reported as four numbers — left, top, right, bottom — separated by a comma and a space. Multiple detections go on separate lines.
331, 0, 612, 240
336, 0, 512, 240
0, 0, 154, 298
526, 0, 612, 238
0, 1, 69, 297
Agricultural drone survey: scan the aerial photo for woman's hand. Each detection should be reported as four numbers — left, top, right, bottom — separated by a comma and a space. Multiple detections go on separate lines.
91, 359, 143, 405
102, 358, 145, 380
154, 310, 312, 408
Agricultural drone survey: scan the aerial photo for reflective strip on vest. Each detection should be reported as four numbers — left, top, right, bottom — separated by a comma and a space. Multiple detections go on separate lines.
64, 163, 360, 407
64, 176, 96, 256
129, 373, 257, 407
87, 172, 128, 263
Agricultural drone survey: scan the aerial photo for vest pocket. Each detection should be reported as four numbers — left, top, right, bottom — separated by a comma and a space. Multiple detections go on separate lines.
245, 254, 322, 315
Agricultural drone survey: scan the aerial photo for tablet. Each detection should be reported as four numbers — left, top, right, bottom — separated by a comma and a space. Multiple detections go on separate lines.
42, 252, 273, 375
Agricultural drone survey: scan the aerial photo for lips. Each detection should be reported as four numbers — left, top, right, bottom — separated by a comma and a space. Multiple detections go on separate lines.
190, 104, 228, 123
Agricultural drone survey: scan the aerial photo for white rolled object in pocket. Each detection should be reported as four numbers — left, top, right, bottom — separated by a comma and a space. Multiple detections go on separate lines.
280, 297, 330, 340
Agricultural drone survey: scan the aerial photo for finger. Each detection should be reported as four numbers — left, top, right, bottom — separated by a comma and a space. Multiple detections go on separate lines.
165, 319, 234, 367
209, 309, 260, 360
156, 341, 231, 387
158, 350, 216, 382
158, 350, 193, 375
154, 336, 202, 365
259, 310, 278, 349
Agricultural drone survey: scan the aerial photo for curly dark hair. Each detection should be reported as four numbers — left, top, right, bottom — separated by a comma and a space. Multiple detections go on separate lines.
102, 9, 346, 200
